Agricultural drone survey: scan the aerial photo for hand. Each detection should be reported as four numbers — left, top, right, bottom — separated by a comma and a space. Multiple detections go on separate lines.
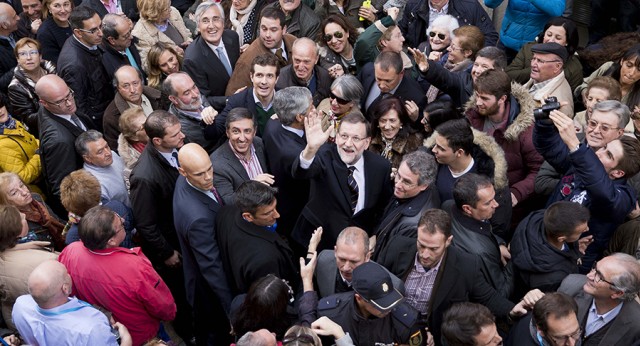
164, 250, 181, 268
201, 106, 217, 125
299, 251, 317, 291
511, 192, 518, 207
629, 201, 640, 219
509, 299, 528, 318
234, 86, 248, 94
174, 45, 185, 57
180, 40, 192, 49
408, 47, 429, 72
390, 167, 397, 180
252, 173, 275, 185
327, 64, 345, 79
113, 322, 133, 346
521, 289, 545, 309
428, 51, 442, 61
549, 110, 580, 150
240, 43, 250, 53
386, 6, 399, 21
358, 5, 376, 22
308, 227, 323, 253
303, 107, 333, 156
14, 240, 52, 251
311, 316, 346, 340
578, 235, 594, 255
499, 244, 511, 266
3, 334, 20, 346
404, 100, 419, 121
31, 18, 42, 33
425, 328, 435, 346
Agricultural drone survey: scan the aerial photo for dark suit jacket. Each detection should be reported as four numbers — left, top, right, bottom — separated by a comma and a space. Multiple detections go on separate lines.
559, 274, 640, 345
275, 64, 332, 107
203, 87, 258, 144
262, 119, 308, 237
359, 62, 427, 116
101, 39, 145, 82
210, 137, 268, 205
378, 238, 515, 346
183, 32, 240, 111
172, 175, 232, 314
291, 144, 393, 250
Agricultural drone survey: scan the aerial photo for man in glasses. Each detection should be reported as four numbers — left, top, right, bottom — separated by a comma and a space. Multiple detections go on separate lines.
57, 6, 114, 132
523, 42, 573, 116
101, 13, 144, 82
534, 102, 640, 272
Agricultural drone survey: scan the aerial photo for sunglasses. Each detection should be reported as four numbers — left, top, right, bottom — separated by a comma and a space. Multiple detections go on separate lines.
282, 333, 315, 344
429, 31, 446, 40
324, 31, 344, 42
330, 92, 350, 105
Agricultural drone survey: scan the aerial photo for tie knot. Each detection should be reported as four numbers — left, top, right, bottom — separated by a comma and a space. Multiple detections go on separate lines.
348, 166, 356, 174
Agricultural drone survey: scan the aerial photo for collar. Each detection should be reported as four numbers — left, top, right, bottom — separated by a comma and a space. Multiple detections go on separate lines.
429, 0, 448, 13
125, 94, 151, 109
205, 39, 225, 52
346, 155, 365, 173
589, 299, 624, 324
252, 88, 274, 111
282, 124, 304, 137
413, 250, 443, 272
451, 206, 492, 235
229, 141, 256, 162
73, 34, 98, 50
270, 41, 286, 55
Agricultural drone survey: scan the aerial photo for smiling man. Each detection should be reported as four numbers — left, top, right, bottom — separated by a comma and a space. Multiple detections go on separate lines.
524, 42, 573, 116
101, 13, 144, 81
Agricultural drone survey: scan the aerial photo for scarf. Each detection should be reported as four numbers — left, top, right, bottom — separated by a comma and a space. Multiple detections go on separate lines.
229, 0, 258, 46
20, 196, 66, 250
0, 114, 16, 131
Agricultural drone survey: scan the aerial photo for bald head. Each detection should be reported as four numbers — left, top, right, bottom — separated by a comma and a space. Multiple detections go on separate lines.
0, 3, 17, 35
291, 37, 319, 83
114, 65, 143, 104
35, 75, 77, 114
178, 143, 214, 191
28, 260, 72, 308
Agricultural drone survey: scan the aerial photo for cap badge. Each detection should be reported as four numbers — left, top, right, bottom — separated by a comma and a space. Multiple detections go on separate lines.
382, 282, 389, 292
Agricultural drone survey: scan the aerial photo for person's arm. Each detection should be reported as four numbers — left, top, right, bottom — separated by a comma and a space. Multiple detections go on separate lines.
534, 160, 562, 196
137, 255, 178, 321
533, 110, 572, 175
409, 48, 469, 106
530, 0, 565, 16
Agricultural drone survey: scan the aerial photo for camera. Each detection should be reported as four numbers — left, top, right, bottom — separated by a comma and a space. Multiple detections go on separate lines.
533, 96, 561, 120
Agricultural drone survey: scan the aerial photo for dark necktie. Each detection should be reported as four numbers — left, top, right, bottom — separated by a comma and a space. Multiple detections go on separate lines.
347, 166, 359, 214
70, 114, 86, 130
210, 186, 224, 206
171, 151, 180, 168
275, 48, 286, 63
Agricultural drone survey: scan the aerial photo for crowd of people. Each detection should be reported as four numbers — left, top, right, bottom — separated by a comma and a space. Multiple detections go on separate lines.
0, 0, 640, 345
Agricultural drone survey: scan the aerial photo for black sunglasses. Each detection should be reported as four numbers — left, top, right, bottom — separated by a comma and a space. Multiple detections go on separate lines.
282, 333, 315, 344
429, 31, 446, 40
330, 91, 350, 105
324, 31, 344, 42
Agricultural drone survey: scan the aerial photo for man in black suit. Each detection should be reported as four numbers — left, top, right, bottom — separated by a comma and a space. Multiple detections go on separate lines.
173, 143, 233, 346
36, 74, 95, 217
100, 14, 144, 81
183, 2, 240, 111
359, 51, 427, 120
210, 108, 271, 205
292, 111, 393, 251
263, 86, 310, 241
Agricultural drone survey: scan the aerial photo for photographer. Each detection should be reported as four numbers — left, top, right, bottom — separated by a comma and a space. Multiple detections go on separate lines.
533, 101, 640, 273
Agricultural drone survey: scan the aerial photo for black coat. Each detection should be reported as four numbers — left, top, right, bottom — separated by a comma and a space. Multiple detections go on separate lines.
291, 144, 393, 250
0, 36, 17, 93
275, 64, 332, 107
359, 62, 427, 116
204, 87, 258, 143
183, 32, 240, 111
418, 60, 474, 109
100, 39, 145, 82
129, 144, 180, 264
36, 18, 72, 65
378, 239, 515, 346
7, 60, 56, 135
57, 36, 115, 128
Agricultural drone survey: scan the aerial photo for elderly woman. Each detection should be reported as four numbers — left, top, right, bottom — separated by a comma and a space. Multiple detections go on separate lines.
118, 107, 149, 182
8, 38, 56, 134
0, 99, 43, 196
316, 75, 364, 135
133, 0, 192, 66
36, 0, 73, 65
573, 76, 622, 133
0, 173, 65, 250
419, 15, 459, 64
145, 42, 183, 90
318, 15, 359, 79
368, 95, 423, 169
0, 204, 58, 330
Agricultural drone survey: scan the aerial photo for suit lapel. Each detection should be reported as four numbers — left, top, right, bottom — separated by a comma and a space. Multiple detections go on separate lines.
191, 184, 222, 212
199, 35, 230, 79
221, 143, 250, 180
330, 148, 353, 213
223, 30, 240, 67
50, 113, 86, 136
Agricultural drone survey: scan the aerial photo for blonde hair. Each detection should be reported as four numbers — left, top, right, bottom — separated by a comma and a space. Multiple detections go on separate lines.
119, 107, 146, 139
137, 0, 171, 23
42, 0, 74, 20
146, 42, 183, 88
0, 173, 23, 206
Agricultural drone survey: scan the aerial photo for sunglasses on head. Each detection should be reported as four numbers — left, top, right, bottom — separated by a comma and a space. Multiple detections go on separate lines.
324, 31, 344, 42
429, 31, 446, 40
330, 92, 350, 105
282, 333, 315, 344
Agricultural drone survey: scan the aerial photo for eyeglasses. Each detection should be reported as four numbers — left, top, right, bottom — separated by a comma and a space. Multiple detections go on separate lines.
330, 91, 351, 105
200, 16, 223, 25
324, 31, 344, 42
429, 31, 446, 40
590, 261, 616, 287
43, 89, 75, 107
337, 133, 365, 144
394, 174, 418, 188
448, 43, 464, 52
587, 119, 619, 133
282, 333, 316, 345
530, 57, 561, 65
17, 49, 39, 58
547, 327, 582, 344
76, 26, 103, 35
113, 213, 126, 235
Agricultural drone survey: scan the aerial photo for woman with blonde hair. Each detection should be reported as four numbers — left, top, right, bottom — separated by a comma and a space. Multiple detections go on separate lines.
145, 42, 183, 89
118, 107, 149, 182
36, 0, 73, 64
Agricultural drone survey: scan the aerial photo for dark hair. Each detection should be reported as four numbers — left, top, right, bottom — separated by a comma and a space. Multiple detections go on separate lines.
579, 32, 640, 72
250, 53, 281, 77
473, 69, 511, 100
604, 44, 640, 110
101, 13, 123, 40
69, 6, 98, 30
442, 302, 495, 346
234, 180, 278, 215
78, 206, 117, 250
0, 204, 22, 252
453, 173, 493, 210
537, 17, 579, 56
230, 274, 291, 339
533, 292, 578, 335
75, 129, 104, 157
260, 7, 285, 28
337, 111, 371, 138
435, 118, 474, 154
616, 136, 640, 177
225, 107, 256, 130
370, 95, 411, 140
423, 100, 462, 134
318, 14, 358, 47
374, 51, 403, 74
144, 110, 179, 140
543, 201, 590, 238
475, 46, 508, 71
418, 208, 451, 238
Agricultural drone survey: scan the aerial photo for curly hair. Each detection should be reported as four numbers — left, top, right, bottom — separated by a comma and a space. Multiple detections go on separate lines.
60, 170, 101, 216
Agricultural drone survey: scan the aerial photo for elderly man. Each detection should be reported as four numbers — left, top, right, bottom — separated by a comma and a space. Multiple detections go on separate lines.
59, 206, 176, 346
100, 13, 144, 81
57, 6, 114, 130
262, 0, 320, 39
263, 86, 311, 240
275, 37, 331, 107
523, 42, 573, 116
173, 143, 233, 345
164, 72, 218, 153
0, 2, 18, 92
210, 108, 270, 204
225, 7, 296, 95
103, 65, 165, 150
15, 0, 42, 40
372, 150, 440, 262
76, 130, 129, 207
183, 1, 240, 111
12, 261, 133, 346
36, 75, 95, 216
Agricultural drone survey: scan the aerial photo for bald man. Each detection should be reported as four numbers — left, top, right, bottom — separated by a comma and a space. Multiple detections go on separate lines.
12, 261, 133, 346
36, 74, 96, 216
0, 2, 18, 92
173, 143, 233, 345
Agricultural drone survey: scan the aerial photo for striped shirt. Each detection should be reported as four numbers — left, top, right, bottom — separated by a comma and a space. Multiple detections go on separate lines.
229, 142, 263, 179
404, 253, 442, 314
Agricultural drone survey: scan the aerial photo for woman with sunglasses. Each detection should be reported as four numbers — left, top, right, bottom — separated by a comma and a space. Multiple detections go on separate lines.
419, 15, 459, 65
316, 75, 364, 137
318, 15, 359, 79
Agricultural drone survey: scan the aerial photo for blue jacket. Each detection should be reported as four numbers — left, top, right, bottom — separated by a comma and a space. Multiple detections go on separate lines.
485, 0, 565, 51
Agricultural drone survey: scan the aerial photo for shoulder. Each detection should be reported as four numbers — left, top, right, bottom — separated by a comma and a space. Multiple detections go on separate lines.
317, 292, 353, 313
